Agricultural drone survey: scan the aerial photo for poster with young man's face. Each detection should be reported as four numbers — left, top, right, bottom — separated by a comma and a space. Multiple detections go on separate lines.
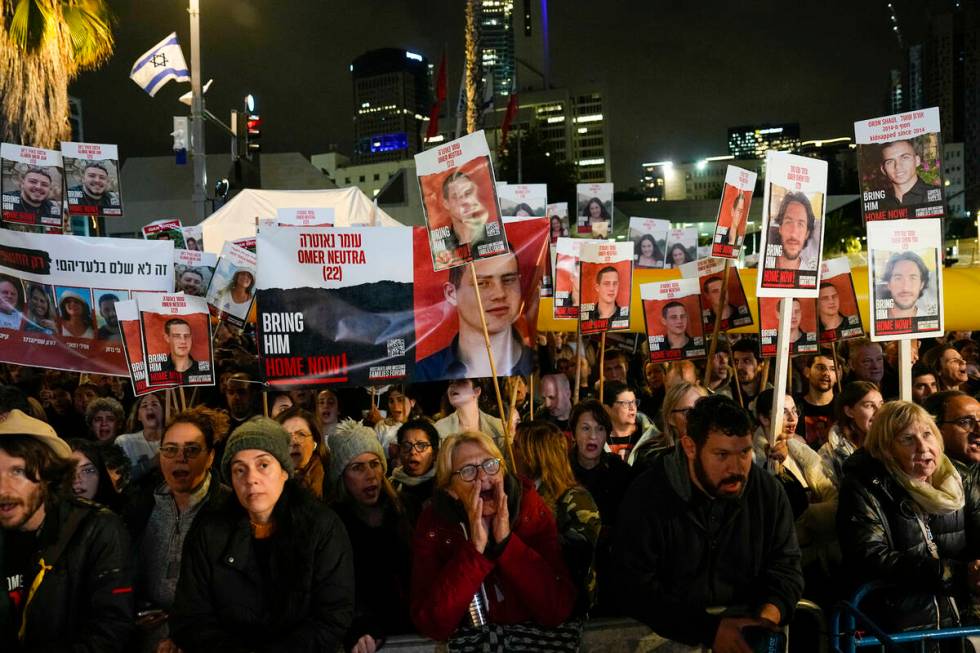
579, 241, 632, 335
1, 144, 64, 231
664, 227, 697, 269
174, 249, 217, 297
116, 299, 171, 396
273, 207, 335, 227
61, 142, 123, 217
415, 130, 508, 271
854, 107, 944, 221
679, 258, 752, 332
867, 217, 943, 341
629, 217, 670, 269
817, 256, 864, 343
142, 218, 186, 248
641, 278, 706, 363
575, 183, 614, 237
759, 296, 817, 357
412, 217, 548, 382
711, 165, 757, 258
756, 151, 828, 298
139, 293, 214, 388
546, 202, 569, 243
180, 226, 203, 251
497, 183, 547, 218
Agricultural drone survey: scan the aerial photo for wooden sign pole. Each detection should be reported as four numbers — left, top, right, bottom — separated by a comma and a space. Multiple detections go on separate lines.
703, 260, 732, 387
898, 339, 913, 401
598, 332, 607, 403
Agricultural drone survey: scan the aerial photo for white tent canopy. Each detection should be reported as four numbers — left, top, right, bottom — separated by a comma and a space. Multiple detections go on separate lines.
199, 188, 401, 254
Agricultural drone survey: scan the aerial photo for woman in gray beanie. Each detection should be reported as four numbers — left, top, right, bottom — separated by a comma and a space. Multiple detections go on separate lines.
171, 416, 355, 652
328, 418, 415, 653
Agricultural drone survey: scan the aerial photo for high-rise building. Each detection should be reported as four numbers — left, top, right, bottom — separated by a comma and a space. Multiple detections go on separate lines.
478, 0, 515, 98
888, 69, 904, 114
727, 123, 801, 159
351, 48, 430, 164
68, 96, 84, 141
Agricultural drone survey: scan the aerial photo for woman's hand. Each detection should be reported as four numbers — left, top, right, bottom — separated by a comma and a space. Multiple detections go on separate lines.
351, 634, 378, 653
462, 479, 488, 554
491, 475, 510, 544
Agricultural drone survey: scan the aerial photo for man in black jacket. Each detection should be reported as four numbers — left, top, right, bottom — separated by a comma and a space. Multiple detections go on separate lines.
0, 408, 134, 651
611, 394, 803, 652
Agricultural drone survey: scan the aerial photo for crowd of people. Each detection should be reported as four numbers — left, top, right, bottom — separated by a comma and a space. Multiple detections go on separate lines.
2, 326, 980, 652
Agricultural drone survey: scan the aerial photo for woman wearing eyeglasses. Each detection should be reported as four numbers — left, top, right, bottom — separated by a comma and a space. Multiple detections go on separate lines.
328, 419, 415, 653
602, 381, 657, 461
125, 407, 232, 653
171, 416, 355, 653
276, 406, 328, 500
391, 418, 440, 506
410, 430, 576, 645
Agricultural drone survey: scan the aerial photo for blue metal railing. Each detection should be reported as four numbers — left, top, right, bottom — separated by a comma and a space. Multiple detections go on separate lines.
831, 581, 980, 653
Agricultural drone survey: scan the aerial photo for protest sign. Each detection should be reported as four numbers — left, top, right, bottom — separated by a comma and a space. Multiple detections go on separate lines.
579, 241, 632, 335
554, 237, 584, 320
232, 236, 256, 253
629, 217, 670, 269
116, 299, 168, 396
206, 241, 256, 329
867, 218, 943, 341
664, 227, 697, 269
414, 217, 548, 381
174, 249, 217, 297
143, 218, 185, 248
1, 144, 63, 230
415, 130, 508, 271
180, 226, 203, 251
711, 165, 757, 258
641, 278, 706, 363
540, 243, 556, 299
257, 226, 415, 387
273, 207, 335, 227
679, 258, 753, 331
759, 296, 818, 357
575, 183, 614, 238
818, 256, 864, 343
546, 202, 569, 243
140, 293, 214, 387
0, 231, 173, 375
498, 184, 547, 217
855, 107, 944, 222
756, 151, 828, 297
61, 142, 123, 217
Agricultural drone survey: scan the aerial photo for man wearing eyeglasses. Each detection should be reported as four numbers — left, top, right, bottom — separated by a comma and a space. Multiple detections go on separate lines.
126, 407, 230, 653
390, 419, 440, 505
925, 391, 980, 469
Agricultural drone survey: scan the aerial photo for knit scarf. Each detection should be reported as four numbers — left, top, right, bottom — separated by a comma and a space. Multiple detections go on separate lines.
391, 465, 435, 487
887, 453, 965, 515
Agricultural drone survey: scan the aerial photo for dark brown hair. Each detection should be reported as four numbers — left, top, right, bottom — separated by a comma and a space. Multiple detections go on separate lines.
0, 435, 75, 498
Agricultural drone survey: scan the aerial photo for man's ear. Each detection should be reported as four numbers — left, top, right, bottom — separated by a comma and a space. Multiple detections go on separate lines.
443, 282, 458, 307
680, 434, 696, 462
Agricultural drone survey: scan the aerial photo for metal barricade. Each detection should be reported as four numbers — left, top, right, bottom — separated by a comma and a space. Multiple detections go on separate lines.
830, 581, 980, 653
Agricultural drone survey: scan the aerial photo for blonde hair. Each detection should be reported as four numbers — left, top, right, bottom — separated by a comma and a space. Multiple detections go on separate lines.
660, 381, 708, 446
435, 430, 506, 490
865, 400, 944, 466
513, 421, 577, 512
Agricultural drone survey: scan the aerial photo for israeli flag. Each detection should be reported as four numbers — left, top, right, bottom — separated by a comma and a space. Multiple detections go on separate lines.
130, 32, 191, 97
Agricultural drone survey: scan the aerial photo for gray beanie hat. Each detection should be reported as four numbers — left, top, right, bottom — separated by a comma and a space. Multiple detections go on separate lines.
222, 416, 293, 480
327, 418, 387, 487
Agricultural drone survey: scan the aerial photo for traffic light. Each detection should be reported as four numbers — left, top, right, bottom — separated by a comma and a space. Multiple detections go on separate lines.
245, 113, 261, 158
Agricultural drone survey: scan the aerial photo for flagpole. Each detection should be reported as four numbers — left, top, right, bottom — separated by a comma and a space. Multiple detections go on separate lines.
189, 0, 208, 222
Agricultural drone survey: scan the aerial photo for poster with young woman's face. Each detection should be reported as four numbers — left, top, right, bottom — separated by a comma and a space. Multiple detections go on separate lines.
497, 183, 547, 218
575, 183, 613, 237
205, 241, 257, 329
546, 203, 569, 243
629, 217, 670, 269
664, 227, 697, 269
711, 166, 757, 259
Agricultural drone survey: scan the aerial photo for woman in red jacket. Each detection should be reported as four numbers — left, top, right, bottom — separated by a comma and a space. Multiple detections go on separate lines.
410, 430, 577, 646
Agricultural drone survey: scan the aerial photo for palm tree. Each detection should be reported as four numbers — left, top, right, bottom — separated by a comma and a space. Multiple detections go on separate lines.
0, 0, 114, 147
464, 0, 476, 135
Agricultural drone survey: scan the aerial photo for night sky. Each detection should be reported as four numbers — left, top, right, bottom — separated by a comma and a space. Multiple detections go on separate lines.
70, 1, 918, 188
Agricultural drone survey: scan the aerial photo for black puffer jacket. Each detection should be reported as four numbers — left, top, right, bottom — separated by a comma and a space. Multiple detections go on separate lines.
610, 444, 803, 646
837, 449, 980, 632
0, 497, 135, 652
170, 481, 355, 653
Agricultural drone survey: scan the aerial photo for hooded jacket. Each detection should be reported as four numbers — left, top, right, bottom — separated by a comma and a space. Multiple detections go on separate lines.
836, 448, 980, 631
610, 444, 803, 646
410, 475, 576, 641
170, 481, 354, 652
0, 497, 135, 651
